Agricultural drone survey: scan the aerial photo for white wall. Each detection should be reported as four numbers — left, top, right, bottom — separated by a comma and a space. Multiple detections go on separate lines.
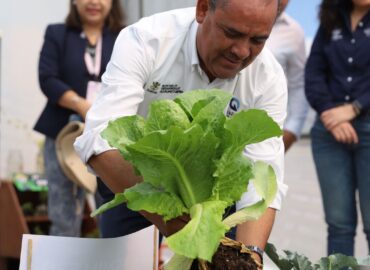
0, 1, 68, 178
121, 0, 196, 24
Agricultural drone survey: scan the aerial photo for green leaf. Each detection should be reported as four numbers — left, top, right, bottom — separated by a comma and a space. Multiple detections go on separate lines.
315, 254, 358, 270
174, 89, 232, 119
221, 162, 277, 227
91, 193, 126, 217
164, 254, 194, 270
101, 115, 146, 156
252, 161, 278, 206
284, 250, 314, 270
145, 99, 190, 134
166, 201, 229, 261
191, 96, 228, 139
265, 243, 295, 270
124, 182, 188, 221
127, 125, 219, 208
222, 200, 267, 228
357, 256, 370, 266
212, 147, 253, 205
224, 109, 282, 150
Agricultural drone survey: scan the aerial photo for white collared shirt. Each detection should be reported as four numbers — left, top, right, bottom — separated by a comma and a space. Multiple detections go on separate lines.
75, 7, 288, 210
266, 12, 309, 138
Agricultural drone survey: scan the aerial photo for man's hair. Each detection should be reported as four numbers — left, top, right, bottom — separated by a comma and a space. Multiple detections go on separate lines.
209, 0, 281, 13
208, 0, 226, 10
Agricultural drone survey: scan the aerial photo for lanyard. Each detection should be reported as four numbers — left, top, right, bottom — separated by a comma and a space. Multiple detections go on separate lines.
84, 36, 102, 77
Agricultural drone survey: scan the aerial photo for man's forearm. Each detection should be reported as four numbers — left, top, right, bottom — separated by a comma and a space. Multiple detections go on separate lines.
236, 207, 276, 252
88, 150, 142, 193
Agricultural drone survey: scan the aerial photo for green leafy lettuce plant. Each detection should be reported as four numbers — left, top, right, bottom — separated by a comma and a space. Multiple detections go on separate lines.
265, 243, 370, 270
92, 89, 282, 269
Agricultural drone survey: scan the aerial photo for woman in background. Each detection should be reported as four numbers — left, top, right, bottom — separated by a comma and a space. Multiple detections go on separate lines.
305, 0, 370, 255
34, 0, 124, 236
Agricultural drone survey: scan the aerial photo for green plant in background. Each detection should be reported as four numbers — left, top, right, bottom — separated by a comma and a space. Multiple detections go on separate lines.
21, 202, 34, 216
93, 89, 282, 269
265, 243, 370, 270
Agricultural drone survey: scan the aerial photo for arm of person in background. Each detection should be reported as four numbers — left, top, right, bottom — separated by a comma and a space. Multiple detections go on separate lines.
283, 22, 308, 151
305, 27, 337, 118
38, 25, 90, 119
305, 27, 358, 143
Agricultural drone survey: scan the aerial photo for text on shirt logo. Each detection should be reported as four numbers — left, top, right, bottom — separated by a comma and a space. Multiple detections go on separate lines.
226, 97, 240, 118
364, 28, 370, 37
331, 29, 343, 41
146, 82, 183, 94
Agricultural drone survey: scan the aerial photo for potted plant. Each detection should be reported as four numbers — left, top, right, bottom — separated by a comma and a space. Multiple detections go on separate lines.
93, 89, 282, 270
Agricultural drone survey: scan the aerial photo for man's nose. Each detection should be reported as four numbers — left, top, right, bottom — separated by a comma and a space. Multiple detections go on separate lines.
230, 39, 251, 61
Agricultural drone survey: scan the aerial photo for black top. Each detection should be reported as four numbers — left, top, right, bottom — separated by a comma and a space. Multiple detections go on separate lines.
34, 24, 120, 138
305, 9, 370, 114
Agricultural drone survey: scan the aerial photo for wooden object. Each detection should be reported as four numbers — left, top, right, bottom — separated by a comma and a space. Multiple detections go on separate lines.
0, 181, 97, 269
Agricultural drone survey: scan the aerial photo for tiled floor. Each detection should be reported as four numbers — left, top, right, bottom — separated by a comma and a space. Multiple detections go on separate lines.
265, 138, 368, 269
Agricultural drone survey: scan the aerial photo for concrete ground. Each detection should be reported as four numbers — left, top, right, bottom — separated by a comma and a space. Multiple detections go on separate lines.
265, 138, 368, 269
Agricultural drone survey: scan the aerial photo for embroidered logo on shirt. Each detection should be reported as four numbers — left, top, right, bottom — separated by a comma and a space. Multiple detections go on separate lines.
331, 29, 343, 41
147, 81, 161, 93
160, 84, 183, 94
226, 97, 240, 117
146, 82, 183, 94
364, 28, 370, 37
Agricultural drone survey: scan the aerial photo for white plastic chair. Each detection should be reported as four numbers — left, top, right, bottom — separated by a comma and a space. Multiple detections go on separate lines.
19, 226, 159, 270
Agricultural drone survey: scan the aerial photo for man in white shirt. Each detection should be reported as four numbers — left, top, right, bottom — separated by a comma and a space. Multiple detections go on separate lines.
75, 0, 287, 264
266, 0, 309, 151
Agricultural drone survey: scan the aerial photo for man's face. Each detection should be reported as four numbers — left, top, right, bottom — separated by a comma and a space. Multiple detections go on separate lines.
196, 0, 278, 81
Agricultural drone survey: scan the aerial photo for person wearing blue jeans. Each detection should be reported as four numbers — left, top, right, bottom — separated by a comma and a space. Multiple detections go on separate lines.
311, 117, 370, 255
34, 0, 124, 236
305, 0, 370, 256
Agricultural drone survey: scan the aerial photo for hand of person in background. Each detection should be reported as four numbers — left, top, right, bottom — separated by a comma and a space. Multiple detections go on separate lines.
58, 90, 91, 120
329, 121, 359, 144
73, 96, 91, 120
283, 130, 297, 152
320, 104, 357, 130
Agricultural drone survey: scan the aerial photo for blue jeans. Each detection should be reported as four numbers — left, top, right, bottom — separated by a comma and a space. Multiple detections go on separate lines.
44, 137, 85, 236
311, 118, 370, 256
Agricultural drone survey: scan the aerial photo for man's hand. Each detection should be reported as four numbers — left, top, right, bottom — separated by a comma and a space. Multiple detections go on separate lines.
283, 130, 297, 152
140, 211, 189, 237
330, 121, 359, 144
320, 104, 357, 130
236, 208, 276, 266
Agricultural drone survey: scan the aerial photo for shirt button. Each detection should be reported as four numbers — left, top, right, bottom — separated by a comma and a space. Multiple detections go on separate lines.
359, 21, 364, 27
345, 95, 350, 101
351, 38, 356, 44
348, 57, 353, 63
347, 76, 353, 82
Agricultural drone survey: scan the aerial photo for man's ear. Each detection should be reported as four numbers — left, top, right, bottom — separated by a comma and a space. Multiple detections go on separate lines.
196, 0, 210, 24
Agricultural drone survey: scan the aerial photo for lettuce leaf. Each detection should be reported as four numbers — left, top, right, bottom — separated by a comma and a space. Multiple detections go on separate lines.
96, 89, 282, 263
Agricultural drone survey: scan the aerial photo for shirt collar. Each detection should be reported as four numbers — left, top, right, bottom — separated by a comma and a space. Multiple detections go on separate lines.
276, 12, 290, 25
